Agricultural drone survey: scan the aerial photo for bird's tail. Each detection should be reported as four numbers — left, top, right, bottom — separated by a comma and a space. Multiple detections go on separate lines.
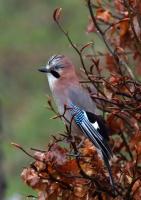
103, 155, 114, 189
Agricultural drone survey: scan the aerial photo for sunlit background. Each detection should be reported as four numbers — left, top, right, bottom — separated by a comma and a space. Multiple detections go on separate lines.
0, 0, 103, 199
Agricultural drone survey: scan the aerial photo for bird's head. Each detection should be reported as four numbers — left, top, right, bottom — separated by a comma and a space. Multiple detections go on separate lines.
38, 54, 74, 79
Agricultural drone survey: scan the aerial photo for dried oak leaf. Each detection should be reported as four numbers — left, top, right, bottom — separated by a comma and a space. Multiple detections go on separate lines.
79, 139, 95, 156
37, 183, 59, 200
86, 16, 95, 33
62, 190, 85, 200
105, 54, 117, 73
131, 179, 141, 200
133, 142, 141, 165
34, 152, 46, 171
103, 82, 115, 100
112, 31, 132, 49
109, 75, 120, 84
136, 0, 141, 14
130, 117, 139, 134
112, 0, 125, 12
106, 113, 125, 134
129, 131, 141, 151
95, 8, 110, 23
135, 55, 141, 76
124, 161, 134, 176
74, 185, 87, 198
109, 75, 130, 92
113, 196, 124, 200
133, 16, 141, 36
58, 158, 86, 185
136, 142, 141, 154
44, 143, 67, 166
118, 20, 130, 36
21, 168, 41, 190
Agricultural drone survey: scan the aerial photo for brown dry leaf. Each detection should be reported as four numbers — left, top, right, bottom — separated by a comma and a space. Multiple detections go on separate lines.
65, 191, 77, 200
137, 0, 141, 14
47, 191, 58, 200
34, 152, 45, 161
130, 131, 141, 151
133, 16, 141, 36
74, 185, 87, 198
112, 0, 125, 12
135, 113, 141, 121
41, 183, 59, 200
38, 183, 59, 200
108, 23, 117, 38
95, 8, 110, 23
133, 50, 139, 60
114, 196, 124, 200
133, 142, 141, 165
34, 152, 46, 171
136, 142, 141, 154
38, 189, 48, 200
135, 55, 141, 76
130, 117, 139, 134
101, 193, 113, 200
58, 158, 77, 173
62, 190, 69, 200
21, 168, 41, 190
131, 179, 141, 200
109, 75, 130, 92
105, 54, 117, 73
81, 162, 94, 177
58, 158, 86, 185
79, 138, 95, 156
48, 182, 59, 195
126, 175, 132, 184
109, 75, 121, 85
124, 161, 133, 176
104, 88, 113, 100
86, 16, 95, 33
107, 113, 125, 134
113, 30, 132, 49
44, 143, 67, 166
118, 20, 130, 36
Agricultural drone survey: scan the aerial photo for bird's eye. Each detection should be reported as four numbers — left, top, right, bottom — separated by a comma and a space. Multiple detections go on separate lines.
54, 65, 60, 70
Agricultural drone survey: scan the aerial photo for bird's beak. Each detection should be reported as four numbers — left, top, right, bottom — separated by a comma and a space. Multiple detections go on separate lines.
38, 66, 50, 73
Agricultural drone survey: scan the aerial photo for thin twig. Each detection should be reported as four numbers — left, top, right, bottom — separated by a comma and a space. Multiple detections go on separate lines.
123, 0, 141, 52
86, 0, 137, 81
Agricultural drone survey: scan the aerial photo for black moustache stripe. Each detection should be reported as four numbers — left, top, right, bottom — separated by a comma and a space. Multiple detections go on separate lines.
51, 70, 60, 78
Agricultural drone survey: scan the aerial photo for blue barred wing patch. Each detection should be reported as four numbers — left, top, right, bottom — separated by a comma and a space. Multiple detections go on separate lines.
69, 101, 84, 124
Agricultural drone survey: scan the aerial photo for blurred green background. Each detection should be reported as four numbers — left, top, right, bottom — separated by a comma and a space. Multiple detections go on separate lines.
0, 0, 102, 199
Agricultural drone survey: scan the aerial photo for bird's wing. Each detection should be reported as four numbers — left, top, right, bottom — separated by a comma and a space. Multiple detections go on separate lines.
67, 87, 100, 115
68, 100, 114, 188
68, 100, 112, 160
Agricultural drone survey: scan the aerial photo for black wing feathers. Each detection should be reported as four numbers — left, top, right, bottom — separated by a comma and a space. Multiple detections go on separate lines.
86, 111, 109, 141
85, 111, 114, 188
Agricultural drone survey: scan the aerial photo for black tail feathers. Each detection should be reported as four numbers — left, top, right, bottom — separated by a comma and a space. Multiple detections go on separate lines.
103, 155, 114, 189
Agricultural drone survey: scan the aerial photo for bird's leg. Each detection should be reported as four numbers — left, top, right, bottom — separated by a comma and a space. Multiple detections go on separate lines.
70, 136, 86, 157
67, 136, 86, 156
76, 136, 86, 149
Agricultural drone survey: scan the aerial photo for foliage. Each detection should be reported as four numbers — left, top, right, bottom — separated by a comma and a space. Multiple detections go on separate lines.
13, 0, 141, 199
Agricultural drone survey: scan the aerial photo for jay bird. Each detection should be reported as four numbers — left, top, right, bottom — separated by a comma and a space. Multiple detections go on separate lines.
38, 54, 114, 188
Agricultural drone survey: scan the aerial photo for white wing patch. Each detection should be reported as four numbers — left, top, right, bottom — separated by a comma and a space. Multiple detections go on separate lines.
93, 121, 100, 130
84, 111, 100, 130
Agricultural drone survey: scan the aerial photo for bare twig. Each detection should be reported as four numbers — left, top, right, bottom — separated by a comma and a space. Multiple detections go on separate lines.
86, 0, 137, 81
123, 0, 141, 52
